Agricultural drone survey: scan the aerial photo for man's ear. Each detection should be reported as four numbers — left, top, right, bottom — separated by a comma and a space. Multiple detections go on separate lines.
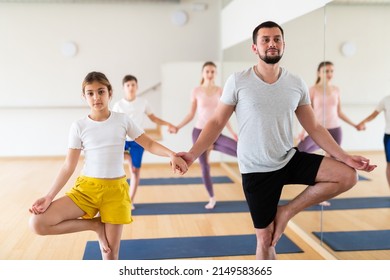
251, 43, 258, 54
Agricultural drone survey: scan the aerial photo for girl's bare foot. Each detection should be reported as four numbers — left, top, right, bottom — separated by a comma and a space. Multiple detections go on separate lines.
94, 218, 111, 254
205, 197, 216, 209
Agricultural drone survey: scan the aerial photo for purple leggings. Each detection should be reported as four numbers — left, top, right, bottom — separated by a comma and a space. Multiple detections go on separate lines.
297, 127, 342, 153
192, 127, 237, 197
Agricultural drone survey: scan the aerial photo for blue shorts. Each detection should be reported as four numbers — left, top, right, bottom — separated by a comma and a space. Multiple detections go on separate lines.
124, 141, 144, 168
384, 134, 390, 162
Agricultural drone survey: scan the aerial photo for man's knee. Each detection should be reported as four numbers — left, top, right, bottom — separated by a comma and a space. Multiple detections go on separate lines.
340, 167, 358, 192
255, 227, 273, 248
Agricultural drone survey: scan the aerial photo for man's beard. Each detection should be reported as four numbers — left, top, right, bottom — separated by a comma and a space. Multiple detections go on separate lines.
259, 50, 283, 64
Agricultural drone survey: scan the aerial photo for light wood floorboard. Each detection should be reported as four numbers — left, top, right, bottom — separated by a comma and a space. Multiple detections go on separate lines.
1, 151, 388, 260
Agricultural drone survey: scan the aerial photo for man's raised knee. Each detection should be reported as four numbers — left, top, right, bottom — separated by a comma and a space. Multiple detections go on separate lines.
340, 168, 358, 191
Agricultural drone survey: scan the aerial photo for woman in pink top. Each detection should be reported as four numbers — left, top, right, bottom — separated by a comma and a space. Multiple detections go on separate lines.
171, 61, 238, 209
297, 61, 361, 206
297, 61, 360, 152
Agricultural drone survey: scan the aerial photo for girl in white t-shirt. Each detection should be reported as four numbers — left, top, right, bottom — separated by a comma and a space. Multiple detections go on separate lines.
29, 71, 187, 260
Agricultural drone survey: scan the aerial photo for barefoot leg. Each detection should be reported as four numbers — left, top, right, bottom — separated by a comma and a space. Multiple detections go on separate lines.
94, 218, 111, 254
205, 197, 216, 209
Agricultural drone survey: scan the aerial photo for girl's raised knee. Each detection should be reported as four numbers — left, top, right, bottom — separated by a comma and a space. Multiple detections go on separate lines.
29, 215, 46, 235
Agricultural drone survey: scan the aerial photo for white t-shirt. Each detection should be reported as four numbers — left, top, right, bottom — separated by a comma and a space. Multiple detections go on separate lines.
376, 95, 390, 134
68, 111, 144, 178
112, 97, 153, 140
220, 67, 310, 173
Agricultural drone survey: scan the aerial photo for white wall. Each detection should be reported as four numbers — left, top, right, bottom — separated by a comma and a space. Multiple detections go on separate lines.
221, 0, 331, 49
1, 2, 388, 159
0, 0, 221, 157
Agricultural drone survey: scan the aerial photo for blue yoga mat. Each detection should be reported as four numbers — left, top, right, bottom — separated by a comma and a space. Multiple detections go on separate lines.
358, 174, 370, 181
128, 176, 234, 186
282, 196, 390, 211
129, 174, 366, 186
133, 197, 390, 216
133, 200, 249, 215
312, 230, 390, 251
83, 234, 302, 260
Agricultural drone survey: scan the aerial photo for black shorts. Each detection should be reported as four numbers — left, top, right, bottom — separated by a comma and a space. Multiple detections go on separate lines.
242, 149, 324, 229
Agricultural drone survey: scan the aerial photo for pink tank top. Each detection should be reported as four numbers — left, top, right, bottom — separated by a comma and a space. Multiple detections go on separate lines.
310, 85, 341, 129
191, 86, 222, 129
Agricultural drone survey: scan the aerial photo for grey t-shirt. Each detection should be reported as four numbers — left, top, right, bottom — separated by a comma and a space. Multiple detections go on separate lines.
220, 66, 310, 173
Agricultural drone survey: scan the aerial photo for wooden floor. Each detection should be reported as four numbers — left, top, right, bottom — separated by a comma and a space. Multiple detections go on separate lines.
1, 151, 389, 260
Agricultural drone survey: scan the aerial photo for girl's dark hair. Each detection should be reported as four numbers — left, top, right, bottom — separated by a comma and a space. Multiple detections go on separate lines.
200, 61, 217, 85
315, 61, 333, 84
82, 71, 112, 95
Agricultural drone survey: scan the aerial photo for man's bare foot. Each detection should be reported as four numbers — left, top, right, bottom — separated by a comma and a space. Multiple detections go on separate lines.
271, 205, 290, 246
319, 200, 331, 206
205, 197, 216, 209
94, 218, 111, 254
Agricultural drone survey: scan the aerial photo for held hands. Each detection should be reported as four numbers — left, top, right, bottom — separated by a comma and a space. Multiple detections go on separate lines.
29, 196, 52, 215
168, 124, 179, 134
356, 122, 366, 131
176, 151, 196, 167
169, 151, 196, 175
170, 154, 188, 175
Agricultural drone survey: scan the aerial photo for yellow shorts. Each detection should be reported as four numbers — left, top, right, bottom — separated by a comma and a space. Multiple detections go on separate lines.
66, 176, 132, 224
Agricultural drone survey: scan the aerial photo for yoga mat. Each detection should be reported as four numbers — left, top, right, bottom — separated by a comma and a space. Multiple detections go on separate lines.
83, 234, 303, 260
128, 176, 234, 186
312, 230, 390, 251
133, 197, 390, 216
129, 174, 366, 186
358, 174, 371, 181
280, 196, 390, 211
132, 200, 249, 216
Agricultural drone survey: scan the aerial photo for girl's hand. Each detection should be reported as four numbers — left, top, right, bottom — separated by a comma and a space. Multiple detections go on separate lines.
29, 196, 52, 215
168, 125, 179, 134
170, 154, 188, 175
356, 122, 366, 131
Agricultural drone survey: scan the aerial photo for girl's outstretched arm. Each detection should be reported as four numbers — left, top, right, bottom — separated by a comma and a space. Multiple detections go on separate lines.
135, 133, 187, 174
29, 148, 81, 214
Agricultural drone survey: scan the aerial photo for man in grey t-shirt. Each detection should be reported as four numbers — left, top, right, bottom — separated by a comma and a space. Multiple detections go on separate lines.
178, 21, 376, 260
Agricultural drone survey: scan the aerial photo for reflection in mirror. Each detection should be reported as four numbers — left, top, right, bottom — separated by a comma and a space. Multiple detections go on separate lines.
324, 1, 389, 152
219, 0, 390, 260
223, 1, 390, 259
